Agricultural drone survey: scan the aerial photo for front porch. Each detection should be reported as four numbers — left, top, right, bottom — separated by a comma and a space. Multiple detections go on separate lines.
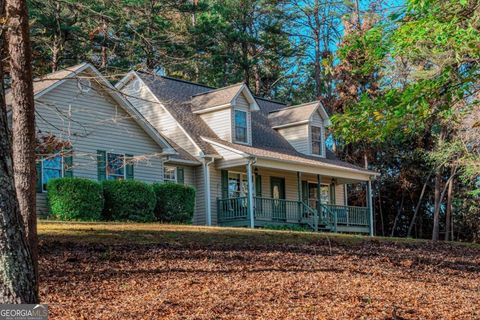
214, 161, 374, 234
217, 196, 371, 233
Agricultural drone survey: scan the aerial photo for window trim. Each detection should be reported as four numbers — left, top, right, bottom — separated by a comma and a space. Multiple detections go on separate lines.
233, 109, 249, 144
163, 165, 177, 183
41, 155, 64, 193
310, 125, 324, 157
106, 152, 126, 180
306, 181, 331, 205
227, 170, 256, 198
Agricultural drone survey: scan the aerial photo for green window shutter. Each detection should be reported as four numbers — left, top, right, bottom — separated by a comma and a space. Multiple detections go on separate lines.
36, 160, 42, 193
221, 170, 228, 199
255, 175, 262, 197
177, 167, 184, 184
64, 148, 73, 177
125, 154, 134, 180
97, 150, 106, 181
330, 184, 336, 204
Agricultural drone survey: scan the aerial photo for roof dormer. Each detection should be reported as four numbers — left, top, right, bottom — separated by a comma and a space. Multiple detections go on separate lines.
268, 101, 330, 157
191, 83, 259, 146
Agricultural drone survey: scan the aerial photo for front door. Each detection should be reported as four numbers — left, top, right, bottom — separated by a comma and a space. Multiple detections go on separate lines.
271, 177, 286, 220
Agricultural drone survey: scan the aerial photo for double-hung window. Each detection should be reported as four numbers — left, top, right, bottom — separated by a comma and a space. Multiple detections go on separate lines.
234, 110, 248, 143
41, 156, 63, 192
107, 153, 125, 180
164, 166, 177, 182
311, 126, 323, 156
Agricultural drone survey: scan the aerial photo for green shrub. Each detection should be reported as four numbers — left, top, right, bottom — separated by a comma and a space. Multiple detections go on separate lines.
152, 183, 195, 223
47, 177, 104, 221
102, 180, 156, 222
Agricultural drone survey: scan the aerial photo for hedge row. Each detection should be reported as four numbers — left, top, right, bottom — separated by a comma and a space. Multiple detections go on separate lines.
47, 177, 195, 223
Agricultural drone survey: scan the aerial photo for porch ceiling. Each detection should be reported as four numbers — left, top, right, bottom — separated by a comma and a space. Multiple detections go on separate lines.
216, 161, 371, 184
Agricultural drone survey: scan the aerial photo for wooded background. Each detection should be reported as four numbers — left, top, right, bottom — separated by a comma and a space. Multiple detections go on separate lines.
25, 0, 480, 241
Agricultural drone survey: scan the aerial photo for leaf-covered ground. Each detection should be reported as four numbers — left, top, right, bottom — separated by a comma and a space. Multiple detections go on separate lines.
38, 222, 480, 319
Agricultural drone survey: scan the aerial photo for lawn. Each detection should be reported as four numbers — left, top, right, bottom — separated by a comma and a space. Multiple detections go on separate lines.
38, 221, 480, 319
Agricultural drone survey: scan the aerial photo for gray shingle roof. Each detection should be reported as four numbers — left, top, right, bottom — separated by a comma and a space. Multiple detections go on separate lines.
6, 63, 87, 106
190, 83, 244, 112
136, 73, 375, 174
268, 101, 320, 128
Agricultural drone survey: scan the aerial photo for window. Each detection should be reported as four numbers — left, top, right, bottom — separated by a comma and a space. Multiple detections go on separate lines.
234, 110, 248, 143
311, 126, 323, 156
107, 153, 125, 180
42, 156, 63, 192
164, 166, 177, 182
228, 172, 251, 198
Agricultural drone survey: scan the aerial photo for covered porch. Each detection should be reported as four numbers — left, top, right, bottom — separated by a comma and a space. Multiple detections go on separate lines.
215, 159, 374, 234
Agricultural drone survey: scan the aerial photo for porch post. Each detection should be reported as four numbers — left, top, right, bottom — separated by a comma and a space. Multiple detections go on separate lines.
315, 174, 321, 232
367, 179, 374, 236
246, 159, 255, 228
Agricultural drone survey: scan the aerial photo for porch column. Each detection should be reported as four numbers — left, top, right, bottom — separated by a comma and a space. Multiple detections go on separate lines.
315, 174, 321, 232
246, 159, 255, 228
367, 179, 374, 236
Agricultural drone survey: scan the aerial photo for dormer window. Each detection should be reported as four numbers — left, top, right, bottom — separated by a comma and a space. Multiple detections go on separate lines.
234, 109, 248, 143
311, 126, 323, 156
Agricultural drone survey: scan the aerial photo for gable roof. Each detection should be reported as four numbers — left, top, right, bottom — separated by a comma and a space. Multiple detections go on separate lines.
268, 101, 331, 128
6, 63, 87, 106
190, 82, 243, 112
117, 72, 376, 176
7, 63, 177, 155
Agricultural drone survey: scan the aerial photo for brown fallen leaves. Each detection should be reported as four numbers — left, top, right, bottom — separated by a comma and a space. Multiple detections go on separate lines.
38, 223, 480, 319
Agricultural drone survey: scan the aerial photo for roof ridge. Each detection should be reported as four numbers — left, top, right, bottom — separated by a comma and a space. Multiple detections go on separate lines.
33, 62, 87, 81
253, 95, 287, 106
191, 82, 245, 97
136, 72, 290, 107
137, 71, 215, 89
268, 100, 320, 113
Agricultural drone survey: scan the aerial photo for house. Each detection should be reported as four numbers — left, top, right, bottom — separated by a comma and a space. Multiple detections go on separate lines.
6, 63, 199, 216
116, 71, 379, 234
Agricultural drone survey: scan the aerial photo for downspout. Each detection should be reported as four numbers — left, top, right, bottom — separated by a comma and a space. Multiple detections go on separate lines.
202, 154, 215, 226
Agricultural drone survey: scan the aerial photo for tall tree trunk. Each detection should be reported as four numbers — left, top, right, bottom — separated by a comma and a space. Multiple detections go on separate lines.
390, 192, 405, 237
378, 188, 384, 236
407, 173, 431, 237
51, 2, 62, 72
6, 0, 38, 294
0, 0, 37, 302
432, 167, 442, 241
445, 176, 454, 241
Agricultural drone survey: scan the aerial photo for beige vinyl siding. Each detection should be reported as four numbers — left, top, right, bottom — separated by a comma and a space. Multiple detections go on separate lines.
35, 72, 166, 214
193, 164, 221, 226
309, 111, 326, 157
277, 124, 310, 154
199, 108, 232, 141
335, 184, 345, 206
209, 167, 221, 226
257, 168, 299, 201
122, 77, 201, 156
232, 93, 252, 145
193, 165, 206, 225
